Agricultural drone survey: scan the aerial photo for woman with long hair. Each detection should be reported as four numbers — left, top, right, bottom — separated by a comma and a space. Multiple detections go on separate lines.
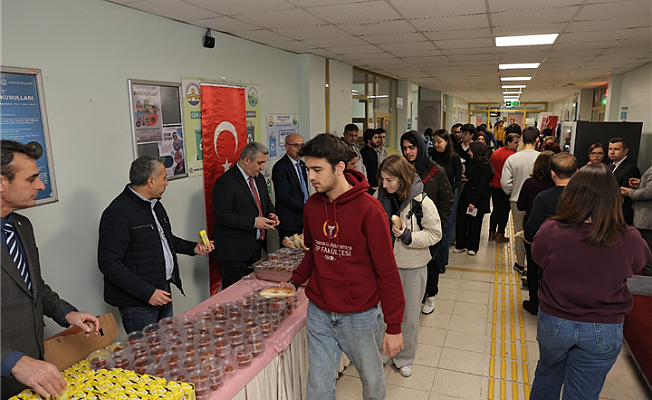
516, 151, 555, 315
530, 164, 651, 400
431, 129, 462, 271
453, 140, 493, 256
374, 154, 441, 378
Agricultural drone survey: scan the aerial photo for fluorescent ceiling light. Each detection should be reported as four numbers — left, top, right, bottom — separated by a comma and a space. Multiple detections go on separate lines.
499, 63, 540, 69
502, 85, 527, 89
501, 77, 531, 81
496, 34, 558, 47
367, 95, 388, 99
503, 96, 520, 99
503, 92, 522, 95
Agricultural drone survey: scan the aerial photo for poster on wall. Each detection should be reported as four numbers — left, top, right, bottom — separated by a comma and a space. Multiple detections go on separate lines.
159, 125, 186, 177
417, 101, 441, 134
0, 67, 58, 204
266, 114, 299, 160
181, 78, 261, 177
131, 84, 163, 143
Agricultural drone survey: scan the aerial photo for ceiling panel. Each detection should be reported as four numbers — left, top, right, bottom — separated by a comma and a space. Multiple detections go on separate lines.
391, 48, 442, 57
303, 36, 368, 47
274, 41, 319, 52
236, 9, 326, 28
274, 25, 350, 40
409, 14, 489, 31
567, 16, 650, 32
576, 0, 651, 21
423, 28, 491, 41
237, 29, 294, 42
363, 32, 425, 44
197, 16, 262, 32
491, 7, 579, 27
434, 38, 494, 49
185, 0, 293, 15
488, 0, 581, 12
336, 19, 413, 35
492, 22, 567, 36
390, 0, 487, 19
128, 0, 220, 21
326, 44, 384, 54
556, 29, 635, 44
306, 1, 401, 24
377, 41, 437, 52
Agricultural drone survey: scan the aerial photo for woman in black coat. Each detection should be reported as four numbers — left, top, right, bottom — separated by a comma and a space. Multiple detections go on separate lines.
454, 140, 494, 255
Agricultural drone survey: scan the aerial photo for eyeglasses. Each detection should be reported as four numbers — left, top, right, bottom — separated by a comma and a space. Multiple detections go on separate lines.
286, 143, 303, 148
590, 152, 604, 156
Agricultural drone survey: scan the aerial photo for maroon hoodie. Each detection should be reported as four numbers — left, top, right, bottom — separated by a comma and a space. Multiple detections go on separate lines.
290, 170, 405, 334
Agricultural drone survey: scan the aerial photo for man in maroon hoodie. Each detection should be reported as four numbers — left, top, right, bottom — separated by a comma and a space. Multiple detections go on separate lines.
287, 133, 405, 400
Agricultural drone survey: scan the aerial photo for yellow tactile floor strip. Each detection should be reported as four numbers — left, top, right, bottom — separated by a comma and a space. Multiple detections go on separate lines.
488, 220, 530, 400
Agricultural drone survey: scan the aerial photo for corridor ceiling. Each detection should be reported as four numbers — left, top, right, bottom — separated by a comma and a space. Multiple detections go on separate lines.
105, 0, 651, 102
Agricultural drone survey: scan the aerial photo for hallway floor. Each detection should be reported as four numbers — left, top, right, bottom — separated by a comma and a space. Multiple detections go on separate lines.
335, 219, 652, 400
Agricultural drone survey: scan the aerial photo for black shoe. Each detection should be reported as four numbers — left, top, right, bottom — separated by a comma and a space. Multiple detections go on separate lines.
513, 263, 525, 275
439, 265, 446, 274
523, 300, 538, 316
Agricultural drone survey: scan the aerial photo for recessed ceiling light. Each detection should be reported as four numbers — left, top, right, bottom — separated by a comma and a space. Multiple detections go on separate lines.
496, 34, 558, 47
502, 85, 527, 89
501, 77, 532, 81
499, 63, 540, 69
503, 92, 522, 95
503, 96, 520, 100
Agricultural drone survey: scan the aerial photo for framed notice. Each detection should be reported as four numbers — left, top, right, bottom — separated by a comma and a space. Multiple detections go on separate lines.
0, 66, 58, 204
129, 79, 187, 179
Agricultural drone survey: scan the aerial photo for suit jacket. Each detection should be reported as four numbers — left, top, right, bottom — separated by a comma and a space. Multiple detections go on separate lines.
609, 157, 641, 225
212, 165, 275, 262
272, 154, 307, 234
1, 213, 74, 400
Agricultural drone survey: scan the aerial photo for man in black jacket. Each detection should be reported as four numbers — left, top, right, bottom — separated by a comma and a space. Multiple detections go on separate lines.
607, 137, 640, 225
98, 156, 213, 333
360, 128, 380, 193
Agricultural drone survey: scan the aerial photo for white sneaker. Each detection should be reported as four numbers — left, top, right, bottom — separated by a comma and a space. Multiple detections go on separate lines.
468, 250, 476, 256
422, 296, 436, 315
453, 248, 466, 253
399, 365, 413, 377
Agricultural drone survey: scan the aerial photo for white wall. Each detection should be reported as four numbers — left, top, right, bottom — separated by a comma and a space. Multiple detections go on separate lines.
328, 60, 353, 137
548, 93, 578, 121
606, 62, 651, 170
3, 0, 300, 337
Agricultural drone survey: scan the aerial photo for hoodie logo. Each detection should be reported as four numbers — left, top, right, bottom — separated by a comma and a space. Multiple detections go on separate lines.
322, 220, 339, 239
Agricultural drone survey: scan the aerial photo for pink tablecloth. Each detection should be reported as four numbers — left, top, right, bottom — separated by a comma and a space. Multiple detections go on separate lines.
181, 277, 308, 400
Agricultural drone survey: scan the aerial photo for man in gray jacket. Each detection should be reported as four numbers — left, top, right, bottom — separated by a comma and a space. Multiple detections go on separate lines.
622, 165, 652, 275
1, 140, 99, 400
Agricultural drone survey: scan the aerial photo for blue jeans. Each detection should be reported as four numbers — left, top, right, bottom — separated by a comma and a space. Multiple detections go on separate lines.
306, 301, 385, 400
438, 190, 458, 267
530, 310, 623, 400
119, 302, 173, 334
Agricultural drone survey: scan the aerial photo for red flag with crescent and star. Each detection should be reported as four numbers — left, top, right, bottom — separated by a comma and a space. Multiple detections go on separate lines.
201, 84, 247, 295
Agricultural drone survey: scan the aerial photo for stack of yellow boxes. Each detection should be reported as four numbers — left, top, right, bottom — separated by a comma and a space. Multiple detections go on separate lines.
10, 359, 195, 400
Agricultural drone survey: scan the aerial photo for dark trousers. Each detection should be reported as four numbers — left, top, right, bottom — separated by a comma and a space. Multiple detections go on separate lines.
119, 282, 173, 334
525, 243, 541, 305
489, 187, 510, 234
639, 229, 652, 276
456, 203, 486, 252
219, 240, 263, 290
278, 229, 301, 248
424, 243, 441, 298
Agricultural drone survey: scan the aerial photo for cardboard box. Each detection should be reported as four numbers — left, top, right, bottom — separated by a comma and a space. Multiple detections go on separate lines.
44, 313, 119, 371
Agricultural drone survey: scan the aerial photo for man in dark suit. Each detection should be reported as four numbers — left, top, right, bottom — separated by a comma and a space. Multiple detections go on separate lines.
1, 140, 99, 400
272, 134, 308, 247
213, 142, 279, 289
360, 128, 380, 193
608, 137, 641, 225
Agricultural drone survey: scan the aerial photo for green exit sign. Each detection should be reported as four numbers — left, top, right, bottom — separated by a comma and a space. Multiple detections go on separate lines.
506, 100, 520, 107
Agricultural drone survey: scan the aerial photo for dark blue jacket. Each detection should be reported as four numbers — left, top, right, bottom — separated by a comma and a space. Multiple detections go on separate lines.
98, 186, 197, 308
272, 154, 307, 234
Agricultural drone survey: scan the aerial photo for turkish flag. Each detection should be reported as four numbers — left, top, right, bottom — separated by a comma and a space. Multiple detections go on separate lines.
201, 84, 247, 295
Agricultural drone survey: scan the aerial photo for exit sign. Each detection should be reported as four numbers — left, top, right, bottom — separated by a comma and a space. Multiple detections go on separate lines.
505, 100, 520, 107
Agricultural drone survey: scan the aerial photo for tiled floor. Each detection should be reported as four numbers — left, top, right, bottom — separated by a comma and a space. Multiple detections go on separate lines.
335, 219, 652, 400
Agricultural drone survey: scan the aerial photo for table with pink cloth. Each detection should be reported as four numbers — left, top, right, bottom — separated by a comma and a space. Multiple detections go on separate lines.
181, 276, 309, 400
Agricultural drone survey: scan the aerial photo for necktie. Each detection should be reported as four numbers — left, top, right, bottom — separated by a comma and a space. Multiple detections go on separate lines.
296, 161, 309, 202
3, 221, 32, 291
248, 177, 265, 240
611, 163, 617, 172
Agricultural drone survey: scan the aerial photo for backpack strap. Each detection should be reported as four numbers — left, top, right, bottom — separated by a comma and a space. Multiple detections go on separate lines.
410, 192, 428, 230
422, 165, 440, 184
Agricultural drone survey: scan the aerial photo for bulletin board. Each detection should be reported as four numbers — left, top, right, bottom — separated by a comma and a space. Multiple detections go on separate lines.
128, 79, 188, 179
0, 66, 59, 204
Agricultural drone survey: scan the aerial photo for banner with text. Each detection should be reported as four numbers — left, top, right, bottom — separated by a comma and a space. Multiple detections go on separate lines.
266, 114, 299, 159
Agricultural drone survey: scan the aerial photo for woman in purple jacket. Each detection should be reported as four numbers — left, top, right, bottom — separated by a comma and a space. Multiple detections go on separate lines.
530, 164, 651, 400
